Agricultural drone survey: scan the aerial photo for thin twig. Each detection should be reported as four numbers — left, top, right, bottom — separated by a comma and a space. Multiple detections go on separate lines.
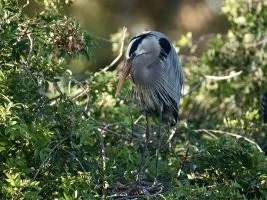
183, 71, 243, 96
34, 136, 69, 179
61, 148, 91, 186
177, 148, 189, 177
194, 129, 263, 152
27, 34, 33, 59
98, 126, 131, 141
167, 128, 177, 143
100, 27, 127, 72
134, 115, 144, 124
22, 0, 29, 8
204, 71, 242, 81
196, 129, 218, 139
82, 94, 91, 118
85, 116, 140, 141
248, 38, 267, 48
21, 34, 38, 86
91, 34, 118, 43
100, 128, 107, 173
71, 87, 89, 101
53, 81, 63, 95
98, 126, 107, 199
48, 94, 62, 102
182, 79, 205, 96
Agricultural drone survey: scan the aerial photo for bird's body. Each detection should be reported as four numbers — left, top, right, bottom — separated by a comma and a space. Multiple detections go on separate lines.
116, 31, 183, 182
124, 31, 183, 125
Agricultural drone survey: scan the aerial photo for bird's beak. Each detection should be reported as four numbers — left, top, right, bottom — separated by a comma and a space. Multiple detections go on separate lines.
115, 59, 133, 97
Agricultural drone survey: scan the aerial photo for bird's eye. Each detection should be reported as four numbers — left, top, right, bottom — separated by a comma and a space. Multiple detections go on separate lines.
159, 38, 171, 59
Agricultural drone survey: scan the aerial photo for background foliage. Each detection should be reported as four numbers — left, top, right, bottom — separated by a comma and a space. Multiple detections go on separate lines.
0, 0, 266, 199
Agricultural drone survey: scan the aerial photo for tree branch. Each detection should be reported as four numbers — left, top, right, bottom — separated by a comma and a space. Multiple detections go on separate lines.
183, 71, 243, 96
204, 71, 242, 81
100, 27, 127, 72
194, 129, 263, 152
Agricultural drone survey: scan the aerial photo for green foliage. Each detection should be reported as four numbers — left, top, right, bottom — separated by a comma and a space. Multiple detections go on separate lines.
193, 138, 266, 196
166, 137, 267, 199
182, 0, 267, 137
0, 0, 97, 199
36, 0, 75, 12
0, 0, 267, 199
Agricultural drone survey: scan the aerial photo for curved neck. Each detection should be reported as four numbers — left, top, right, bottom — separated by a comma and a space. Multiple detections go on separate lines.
130, 54, 161, 86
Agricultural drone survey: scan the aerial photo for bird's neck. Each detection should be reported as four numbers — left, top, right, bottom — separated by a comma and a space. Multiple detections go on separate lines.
130, 55, 159, 85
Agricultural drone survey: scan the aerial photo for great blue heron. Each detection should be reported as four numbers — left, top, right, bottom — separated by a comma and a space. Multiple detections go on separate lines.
116, 31, 183, 182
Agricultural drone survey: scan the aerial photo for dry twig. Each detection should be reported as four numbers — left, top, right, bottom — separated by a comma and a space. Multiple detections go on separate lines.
101, 27, 127, 72
194, 129, 263, 152
183, 71, 243, 96
204, 71, 243, 81
248, 38, 267, 48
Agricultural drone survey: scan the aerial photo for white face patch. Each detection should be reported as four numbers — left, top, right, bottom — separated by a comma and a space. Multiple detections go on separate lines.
126, 31, 152, 59
126, 38, 137, 59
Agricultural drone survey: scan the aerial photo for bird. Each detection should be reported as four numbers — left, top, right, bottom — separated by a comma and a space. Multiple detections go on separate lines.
116, 31, 183, 183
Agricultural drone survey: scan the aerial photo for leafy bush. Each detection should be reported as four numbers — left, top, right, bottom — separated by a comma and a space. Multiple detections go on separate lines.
182, 0, 267, 141
0, 0, 266, 199
167, 137, 267, 199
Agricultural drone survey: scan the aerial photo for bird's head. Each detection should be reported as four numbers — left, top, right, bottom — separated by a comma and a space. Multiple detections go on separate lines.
126, 32, 161, 61
116, 31, 172, 96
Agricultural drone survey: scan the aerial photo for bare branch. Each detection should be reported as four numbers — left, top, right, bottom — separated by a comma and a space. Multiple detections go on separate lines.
53, 81, 63, 95
21, 34, 38, 86
167, 128, 177, 143
100, 27, 127, 72
82, 94, 91, 118
182, 78, 205, 96
194, 129, 263, 152
27, 34, 33, 59
134, 115, 144, 124
248, 38, 267, 48
183, 71, 243, 96
71, 86, 89, 101
22, 0, 29, 8
96, 126, 108, 198
177, 148, 189, 177
91, 34, 117, 43
204, 71, 243, 81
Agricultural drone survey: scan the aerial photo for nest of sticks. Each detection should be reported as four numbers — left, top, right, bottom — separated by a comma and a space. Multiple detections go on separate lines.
110, 180, 164, 199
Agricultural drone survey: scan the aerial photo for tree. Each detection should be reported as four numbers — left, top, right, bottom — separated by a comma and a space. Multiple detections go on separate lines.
0, 0, 266, 199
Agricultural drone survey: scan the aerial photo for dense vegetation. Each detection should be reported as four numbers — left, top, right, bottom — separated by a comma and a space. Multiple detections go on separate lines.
0, 0, 266, 199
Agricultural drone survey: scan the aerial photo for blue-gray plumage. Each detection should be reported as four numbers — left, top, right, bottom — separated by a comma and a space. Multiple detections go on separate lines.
116, 31, 183, 182
117, 31, 183, 126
